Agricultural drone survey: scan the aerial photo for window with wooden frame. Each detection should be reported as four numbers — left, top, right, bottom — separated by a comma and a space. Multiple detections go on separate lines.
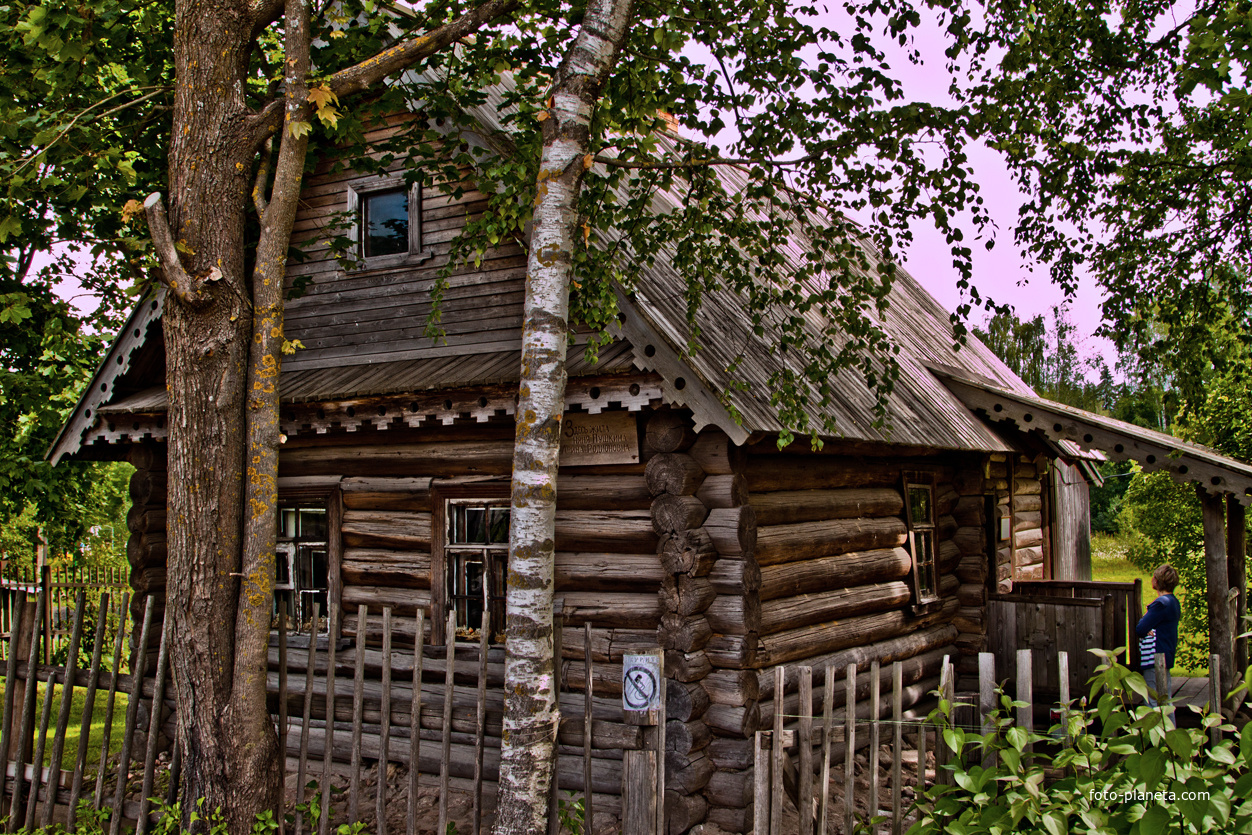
345, 175, 430, 270
437, 496, 509, 645
275, 505, 331, 635
903, 472, 940, 607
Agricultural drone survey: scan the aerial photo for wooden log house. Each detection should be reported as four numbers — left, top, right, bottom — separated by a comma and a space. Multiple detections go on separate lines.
49, 93, 1252, 830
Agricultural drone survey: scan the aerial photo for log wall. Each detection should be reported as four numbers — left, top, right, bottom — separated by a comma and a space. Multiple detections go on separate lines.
126, 445, 167, 668
986, 453, 1048, 587
689, 438, 988, 832
296, 413, 662, 816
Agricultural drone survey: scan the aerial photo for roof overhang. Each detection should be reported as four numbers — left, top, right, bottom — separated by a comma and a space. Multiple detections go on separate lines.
934, 367, 1252, 504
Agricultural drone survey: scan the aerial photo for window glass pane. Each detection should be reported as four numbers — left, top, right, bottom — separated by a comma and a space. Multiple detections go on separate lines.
466, 507, 487, 543
299, 509, 327, 539
275, 548, 291, 586
488, 508, 510, 544
915, 531, 936, 599
281, 509, 298, 539
363, 189, 408, 257
907, 485, 933, 525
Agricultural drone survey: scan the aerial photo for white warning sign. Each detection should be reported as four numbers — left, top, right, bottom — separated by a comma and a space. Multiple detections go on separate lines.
621, 653, 662, 712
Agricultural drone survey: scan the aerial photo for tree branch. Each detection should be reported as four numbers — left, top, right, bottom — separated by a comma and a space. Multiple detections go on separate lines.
143, 192, 220, 306
249, 0, 285, 38
253, 138, 274, 220
246, 0, 518, 146
593, 151, 820, 169
12, 87, 169, 178
326, 0, 520, 98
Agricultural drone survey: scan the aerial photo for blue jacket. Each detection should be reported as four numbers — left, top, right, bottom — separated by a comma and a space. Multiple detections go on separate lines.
1136, 593, 1181, 669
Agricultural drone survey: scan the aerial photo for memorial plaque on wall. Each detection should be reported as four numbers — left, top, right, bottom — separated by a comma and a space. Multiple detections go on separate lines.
560, 411, 639, 466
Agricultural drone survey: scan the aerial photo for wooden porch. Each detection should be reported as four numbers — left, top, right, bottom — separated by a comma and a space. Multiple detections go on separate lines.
1163, 675, 1214, 712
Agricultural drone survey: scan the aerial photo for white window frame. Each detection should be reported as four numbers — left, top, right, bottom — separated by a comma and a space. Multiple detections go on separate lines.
903, 472, 941, 608
443, 498, 509, 645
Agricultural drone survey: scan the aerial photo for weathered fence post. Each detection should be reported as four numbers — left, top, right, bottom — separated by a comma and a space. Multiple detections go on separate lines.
979, 651, 996, 770
407, 610, 424, 835
1057, 650, 1070, 751
93, 591, 130, 810
752, 730, 769, 835
349, 604, 368, 822
798, 665, 813, 835
68, 590, 113, 826
868, 659, 880, 827
0, 595, 27, 809
622, 648, 663, 835
582, 621, 594, 832
844, 662, 856, 835
472, 607, 489, 835
934, 656, 949, 787
295, 601, 319, 835
137, 604, 172, 835
1209, 653, 1222, 745
437, 610, 456, 835
770, 666, 785, 835
890, 662, 903, 835
109, 595, 155, 835
319, 605, 339, 835
548, 612, 564, 835
1016, 649, 1033, 768
378, 606, 393, 835
817, 664, 834, 835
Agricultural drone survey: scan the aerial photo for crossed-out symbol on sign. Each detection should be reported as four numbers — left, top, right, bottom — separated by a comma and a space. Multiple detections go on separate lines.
623, 665, 658, 710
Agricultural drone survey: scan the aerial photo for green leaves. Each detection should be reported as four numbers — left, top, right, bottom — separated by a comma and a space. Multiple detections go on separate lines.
910, 649, 1252, 835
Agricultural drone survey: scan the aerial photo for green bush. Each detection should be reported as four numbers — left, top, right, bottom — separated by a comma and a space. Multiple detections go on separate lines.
907, 650, 1252, 835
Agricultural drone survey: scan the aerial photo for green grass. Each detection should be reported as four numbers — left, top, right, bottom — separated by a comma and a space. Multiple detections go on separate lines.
1090, 532, 1207, 677
0, 676, 130, 772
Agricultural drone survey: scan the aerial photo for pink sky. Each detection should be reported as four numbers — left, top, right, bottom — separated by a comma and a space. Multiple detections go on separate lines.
864, 14, 1116, 362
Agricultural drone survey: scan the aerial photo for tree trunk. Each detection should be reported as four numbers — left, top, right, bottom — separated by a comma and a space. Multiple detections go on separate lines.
146, 1, 524, 831
493, 0, 634, 830
160, 0, 259, 827
227, 0, 314, 820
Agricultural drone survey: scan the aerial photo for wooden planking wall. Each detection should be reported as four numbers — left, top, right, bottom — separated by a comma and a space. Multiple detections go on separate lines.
1051, 460, 1092, 582
284, 119, 527, 371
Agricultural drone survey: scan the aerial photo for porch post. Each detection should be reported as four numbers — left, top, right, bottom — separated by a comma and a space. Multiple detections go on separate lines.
1200, 488, 1234, 710
1228, 497, 1248, 676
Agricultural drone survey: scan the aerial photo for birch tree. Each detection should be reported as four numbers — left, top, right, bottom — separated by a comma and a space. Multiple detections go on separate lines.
492, 0, 634, 827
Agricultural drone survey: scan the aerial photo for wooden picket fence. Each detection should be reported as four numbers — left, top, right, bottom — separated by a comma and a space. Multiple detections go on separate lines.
751, 648, 1222, 835
0, 564, 129, 663
0, 591, 655, 834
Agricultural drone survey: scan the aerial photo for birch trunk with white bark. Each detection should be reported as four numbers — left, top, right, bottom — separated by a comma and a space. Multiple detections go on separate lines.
493, 0, 635, 831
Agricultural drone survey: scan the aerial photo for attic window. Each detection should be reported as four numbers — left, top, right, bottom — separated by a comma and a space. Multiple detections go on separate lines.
363, 188, 409, 257
346, 176, 429, 269
904, 471, 940, 607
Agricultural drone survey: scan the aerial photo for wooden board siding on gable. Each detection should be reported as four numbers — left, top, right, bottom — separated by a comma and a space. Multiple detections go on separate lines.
284, 124, 526, 373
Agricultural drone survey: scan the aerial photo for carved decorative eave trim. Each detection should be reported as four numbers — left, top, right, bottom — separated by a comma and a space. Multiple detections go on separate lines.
76, 374, 664, 449
611, 291, 751, 446
48, 291, 165, 464
935, 369, 1252, 504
